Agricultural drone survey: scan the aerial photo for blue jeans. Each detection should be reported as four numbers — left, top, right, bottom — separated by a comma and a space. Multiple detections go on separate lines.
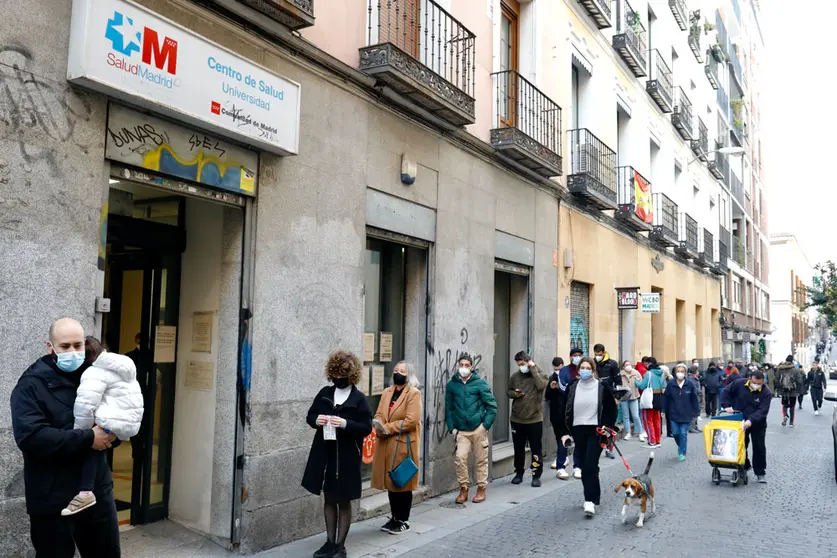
671, 421, 690, 455
619, 399, 644, 435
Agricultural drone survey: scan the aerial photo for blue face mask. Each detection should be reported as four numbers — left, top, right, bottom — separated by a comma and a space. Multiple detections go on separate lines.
55, 350, 85, 373
579, 369, 594, 381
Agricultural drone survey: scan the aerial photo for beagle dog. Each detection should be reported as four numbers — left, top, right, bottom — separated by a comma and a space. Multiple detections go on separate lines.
614, 452, 656, 527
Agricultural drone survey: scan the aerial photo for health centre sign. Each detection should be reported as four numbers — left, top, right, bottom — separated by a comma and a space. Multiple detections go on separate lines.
68, 0, 300, 155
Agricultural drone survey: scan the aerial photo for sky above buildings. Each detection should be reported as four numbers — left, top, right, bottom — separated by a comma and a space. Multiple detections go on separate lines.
762, 1, 834, 265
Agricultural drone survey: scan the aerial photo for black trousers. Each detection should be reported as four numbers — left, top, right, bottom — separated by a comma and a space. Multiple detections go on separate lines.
782, 396, 796, 423
30, 490, 120, 558
511, 421, 543, 477
705, 391, 719, 417
571, 425, 603, 505
387, 490, 413, 522
811, 388, 824, 411
798, 394, 805, 408
744, 422, 767, 476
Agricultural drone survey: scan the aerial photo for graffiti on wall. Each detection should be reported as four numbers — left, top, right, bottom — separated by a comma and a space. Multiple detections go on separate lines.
428, 328, 483, 443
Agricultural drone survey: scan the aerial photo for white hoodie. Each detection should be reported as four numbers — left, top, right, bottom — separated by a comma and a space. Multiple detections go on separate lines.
73, 351, 144, 440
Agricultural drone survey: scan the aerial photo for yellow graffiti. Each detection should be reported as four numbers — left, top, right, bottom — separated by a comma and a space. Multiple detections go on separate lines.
141, 144, 255, 192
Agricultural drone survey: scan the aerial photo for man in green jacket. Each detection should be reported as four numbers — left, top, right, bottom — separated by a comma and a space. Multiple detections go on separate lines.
508, 351, 549, 487
446, 354, 498, 504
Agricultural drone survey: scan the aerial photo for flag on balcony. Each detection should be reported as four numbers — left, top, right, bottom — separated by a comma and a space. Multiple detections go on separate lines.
634, 170, 653, 223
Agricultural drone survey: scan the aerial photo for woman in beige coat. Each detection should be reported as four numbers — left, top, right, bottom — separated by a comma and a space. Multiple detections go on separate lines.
371, 361, 422, 534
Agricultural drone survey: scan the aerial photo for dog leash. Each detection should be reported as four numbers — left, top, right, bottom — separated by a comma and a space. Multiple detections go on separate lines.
596, 426, 635, 477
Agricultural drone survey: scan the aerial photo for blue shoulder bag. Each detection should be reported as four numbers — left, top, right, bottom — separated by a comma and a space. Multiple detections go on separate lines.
388, 420, 419, 489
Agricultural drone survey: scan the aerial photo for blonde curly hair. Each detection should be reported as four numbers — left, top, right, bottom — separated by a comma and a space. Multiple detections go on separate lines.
325, 350, 362, 385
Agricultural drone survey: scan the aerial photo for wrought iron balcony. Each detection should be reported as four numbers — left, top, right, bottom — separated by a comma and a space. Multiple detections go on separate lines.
717, 86, 730, 121
568, 128, 617, 210
732, 236, 746, 267
616, 166, 653, 232
715, 12, 729, 58
715, 237, 730, 274
491, 71, 563, 178
699, 228, 714, 266
704, 56, 720, 90
716, 146, 731, 185
671, 87, 693, 140
688, 12, 703, 62
669, 0, 688, 31
650, 192, 679, 247
577, 0, 613, 29
729, 46, 746, 91
691, 117, 708, 159
718, 224, 731, 248
746, 249, 754, 274
613, 0, 648, 77
707, 141, 725, 180
360, 0, 476, 126
676, 212, 699, 259
239, 0, 315, 29
646, 50, 673, 113
730, 171, 744, 206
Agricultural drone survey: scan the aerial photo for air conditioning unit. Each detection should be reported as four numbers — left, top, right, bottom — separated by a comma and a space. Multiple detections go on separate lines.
576, 143, 601, 173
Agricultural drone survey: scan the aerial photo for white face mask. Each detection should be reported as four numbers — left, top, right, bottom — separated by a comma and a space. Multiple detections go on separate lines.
572, 356, 582, 366
519, 365, 530, 374
676, 372, 686, 380
595, 355, 603, 362
624, 365, 633, 372
458, 367, 471, 378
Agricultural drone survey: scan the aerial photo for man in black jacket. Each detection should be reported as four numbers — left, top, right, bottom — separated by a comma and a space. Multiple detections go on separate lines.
702, 362, 725, 417
593, 344, 621, 459
722, 370, 772, 483
11, 319, 120, 557
808, 362, 828, 415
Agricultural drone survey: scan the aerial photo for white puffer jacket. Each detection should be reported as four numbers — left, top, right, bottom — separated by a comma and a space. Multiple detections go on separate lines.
74, 352, 144, 440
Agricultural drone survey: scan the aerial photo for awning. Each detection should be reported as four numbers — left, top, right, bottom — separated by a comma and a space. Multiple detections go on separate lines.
616, 94, 632, 117
572, 46, 593, 76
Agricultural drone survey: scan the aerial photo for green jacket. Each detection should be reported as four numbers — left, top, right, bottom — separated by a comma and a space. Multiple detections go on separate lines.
445, 372, 498, 433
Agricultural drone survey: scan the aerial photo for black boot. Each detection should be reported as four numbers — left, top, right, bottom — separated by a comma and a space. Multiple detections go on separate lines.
313, 540, 335, 558
332, 543, 347, 558
531, 475, 542, 487
511, 472, 523, 484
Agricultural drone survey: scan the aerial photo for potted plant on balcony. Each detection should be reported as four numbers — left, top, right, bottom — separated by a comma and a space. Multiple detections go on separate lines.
630, 11, 643, 35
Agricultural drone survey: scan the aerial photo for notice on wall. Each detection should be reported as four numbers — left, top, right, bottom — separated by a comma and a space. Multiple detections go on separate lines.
640, 293, 661, 313
363, 333, 376, 362
192, 311, 214, 353
154, 325, 177, 363
185, 360, 214, 390
380, 332, 393, 363
358, 366, 370, 395
371, 365, 386, 396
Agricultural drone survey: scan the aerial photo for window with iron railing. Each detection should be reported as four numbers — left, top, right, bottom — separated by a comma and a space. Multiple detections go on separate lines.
367, 0, 476, 97
679, 213, 698, 252
616, 0, 648, 68
493, 70, 562, 155
648, 50, 673, 107
568, 128, 617, 192
652, 192, 678, 238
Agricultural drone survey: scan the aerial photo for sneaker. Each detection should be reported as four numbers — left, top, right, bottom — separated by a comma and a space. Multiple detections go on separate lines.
511, 473, 523, 485
790, 423, 794, 428
531, 477, 542, 488
583, 501, 595, 517
380, 518, 398, 533
677, 454, 686, 462
551, 458, 558, 469
624, 433, 632, 441
605, 450, 615, 459
388, 521, 410, 535
573, 468, 582, 479
816, 410, 821, 416
757, 475, 767, 484
642, 443, 657, 449
313, 540, 335, 558
61, 492, 96, 517
652, 443, 662, 449
556, 468, 569, 480
782, 416, 788, 426
639, 433, 647, 442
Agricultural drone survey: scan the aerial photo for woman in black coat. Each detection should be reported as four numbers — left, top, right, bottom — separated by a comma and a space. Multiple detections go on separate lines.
302, 351, 372, 558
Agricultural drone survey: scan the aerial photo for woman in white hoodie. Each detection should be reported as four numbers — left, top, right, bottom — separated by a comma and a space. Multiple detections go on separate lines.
61, 337, 144, 516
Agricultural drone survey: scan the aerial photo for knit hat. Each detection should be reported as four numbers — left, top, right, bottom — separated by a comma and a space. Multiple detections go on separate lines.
570, 347, 583, 356
785, 354, 794, 363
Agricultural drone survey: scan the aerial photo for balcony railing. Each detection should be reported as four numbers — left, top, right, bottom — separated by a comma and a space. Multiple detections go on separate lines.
730, 171, 744, 206
360, 0, 476, 126
672, 87, 693, 140
613, 0, 648, 77
568, 128, 618, 210
716, 11, 729, 58
676, 212, 699, 258
707, 140, 725, 180
731, 100, 748, 143
716, 148, 730, 185
669, 0, 687, 30
241, 0, 315, 29
716, 237, 730, 273
491, 70, 563, 177
729, 46, 745, 90
717, 86, 730, 121
718, 224, 731, 248
616, 166, 653, 232
650, 192, 679, 247
646, 50, 673, 113
700, 228, 714, 265
704, 56, 720, 90
578, 0, 613, 29
691, 116, 708, 159
733, 236, 746, 267
688, 12, 703, 62
746, 249, 754, 274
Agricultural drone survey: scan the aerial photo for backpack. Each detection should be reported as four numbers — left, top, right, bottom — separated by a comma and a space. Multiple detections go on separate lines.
779, 370, 796, 392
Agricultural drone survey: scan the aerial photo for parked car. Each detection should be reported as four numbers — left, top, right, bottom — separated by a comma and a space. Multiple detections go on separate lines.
825, 388, 837, 483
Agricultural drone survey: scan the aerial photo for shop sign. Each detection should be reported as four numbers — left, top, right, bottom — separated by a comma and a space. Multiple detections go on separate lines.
640, 293, 660, 313
106, 104, 258, 196
68, 0, 301, 155
616, 288, 639, 309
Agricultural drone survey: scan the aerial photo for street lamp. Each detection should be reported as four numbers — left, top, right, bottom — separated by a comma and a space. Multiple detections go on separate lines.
687, 146, 745, 167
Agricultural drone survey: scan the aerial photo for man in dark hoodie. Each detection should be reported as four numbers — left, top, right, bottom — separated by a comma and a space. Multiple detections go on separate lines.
558, 348, 584, 478
723, 370, 772, 483
545, 357, 571, 479
11, 319, 120, 557
775, 356, 801, 427
702, 362, 725, 417
593, 344, 621, 458
808, 362, 828, 415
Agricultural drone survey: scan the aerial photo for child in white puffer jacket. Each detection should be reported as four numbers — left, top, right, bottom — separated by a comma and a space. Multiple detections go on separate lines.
61, 337, 144, 516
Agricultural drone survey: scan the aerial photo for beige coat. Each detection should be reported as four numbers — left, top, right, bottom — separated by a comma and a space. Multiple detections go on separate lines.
371, 386, 422, 492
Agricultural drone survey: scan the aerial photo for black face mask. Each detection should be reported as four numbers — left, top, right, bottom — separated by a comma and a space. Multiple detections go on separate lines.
333, 377, 350, 389
393, 373, 407, 386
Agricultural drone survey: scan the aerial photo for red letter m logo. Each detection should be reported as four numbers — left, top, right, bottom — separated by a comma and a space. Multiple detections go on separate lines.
141, 28, 178, 75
